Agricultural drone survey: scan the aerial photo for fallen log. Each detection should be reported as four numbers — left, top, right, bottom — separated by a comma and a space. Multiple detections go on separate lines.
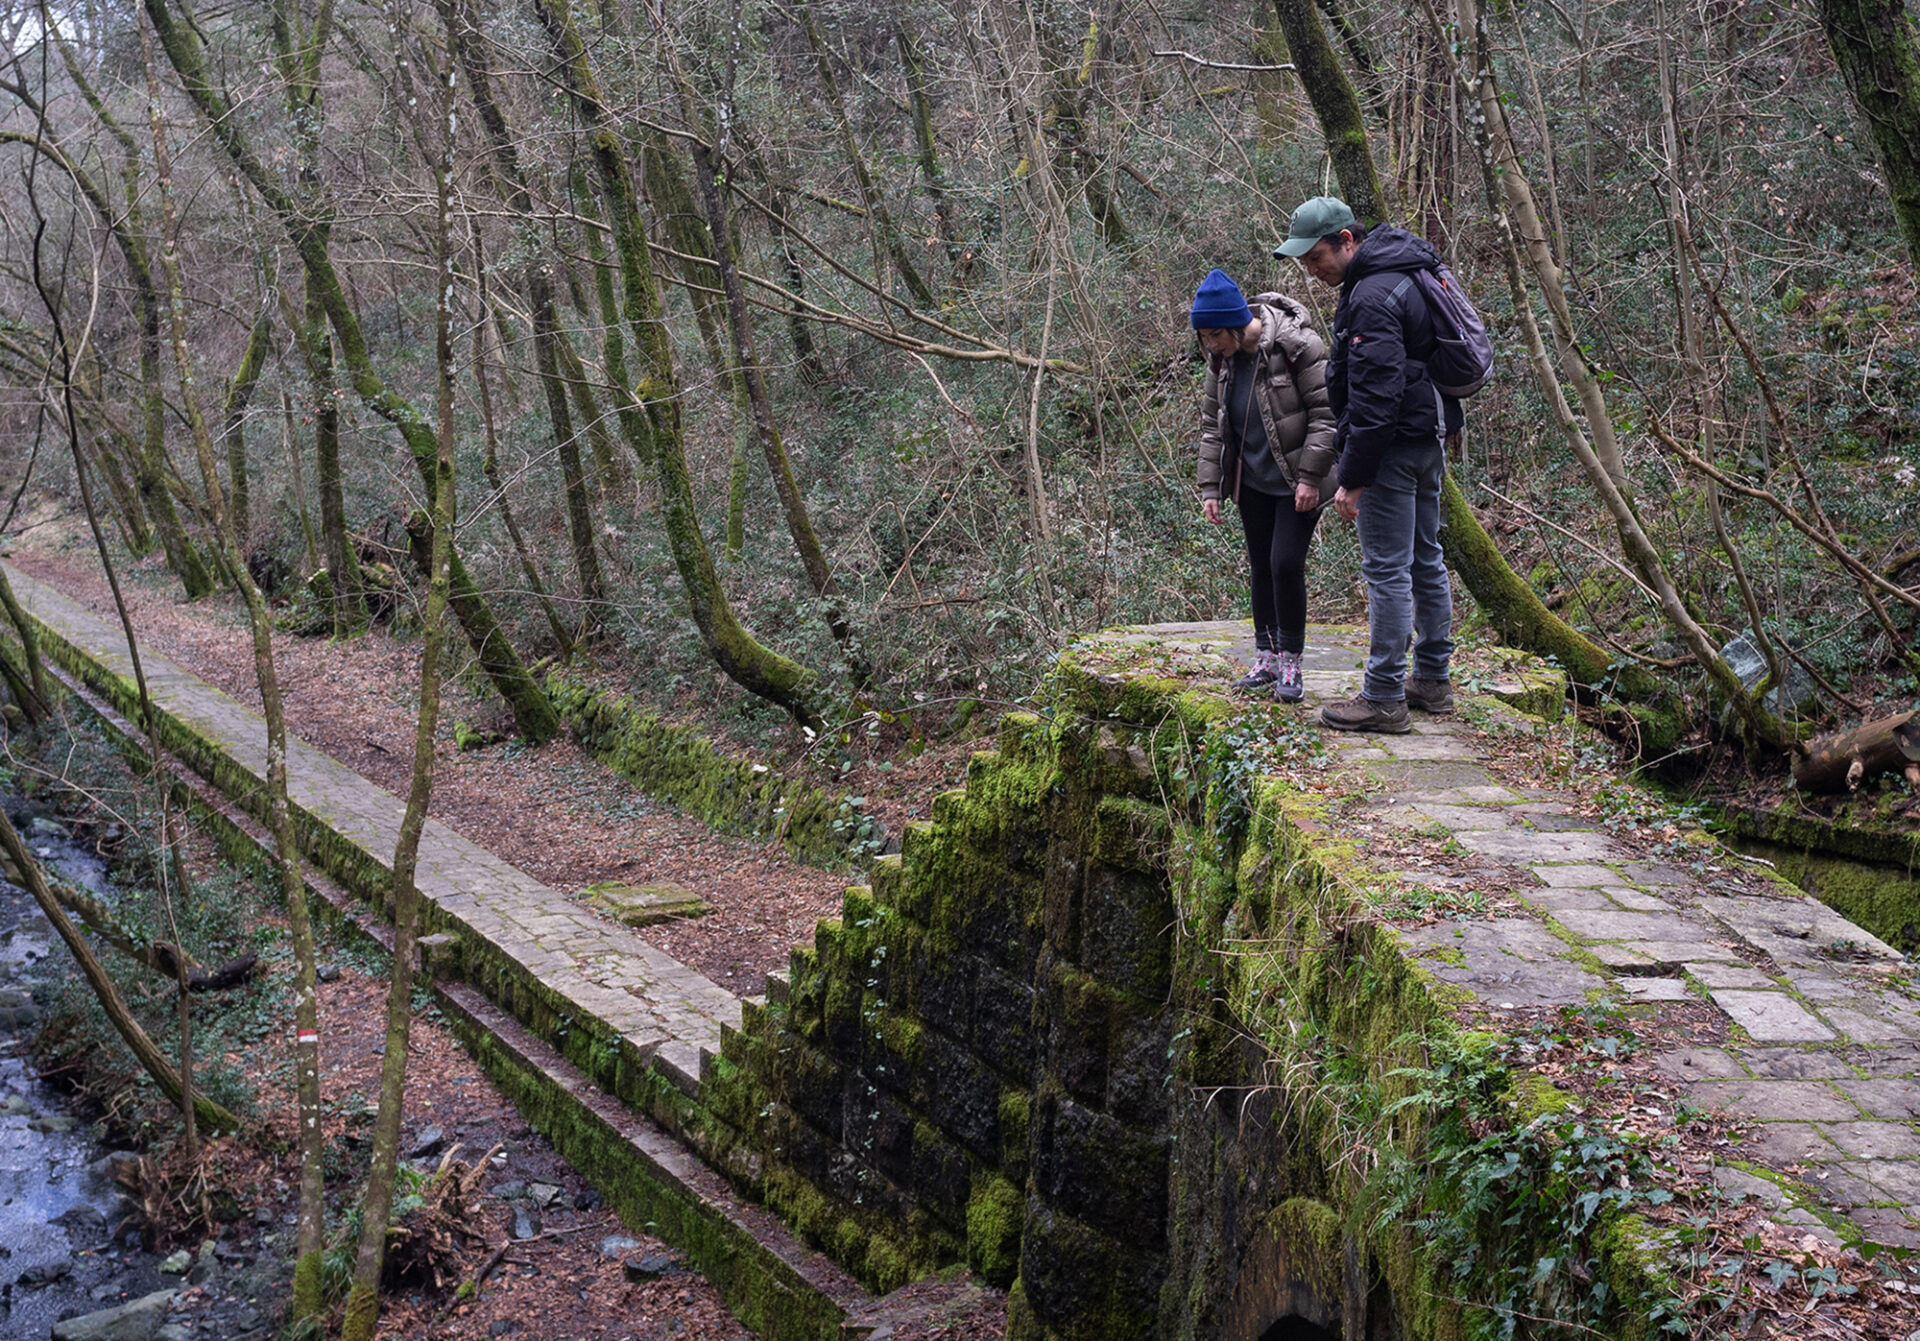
1793, 710, 1920, 793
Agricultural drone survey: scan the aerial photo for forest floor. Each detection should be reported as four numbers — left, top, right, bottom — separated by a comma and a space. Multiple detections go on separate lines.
5, 521, 1008, 1340
6, 518, 993, 997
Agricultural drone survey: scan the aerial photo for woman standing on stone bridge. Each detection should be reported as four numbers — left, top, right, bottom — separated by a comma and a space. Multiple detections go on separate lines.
1192, 268, 1337, 702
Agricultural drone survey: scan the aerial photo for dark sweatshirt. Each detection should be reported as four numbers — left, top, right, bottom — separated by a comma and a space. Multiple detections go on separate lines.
1326, 227, 1464, 490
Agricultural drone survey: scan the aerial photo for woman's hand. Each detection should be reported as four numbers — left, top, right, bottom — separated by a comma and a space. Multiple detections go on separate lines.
1294, 481, 1320, 513
1203, 498, 1222, 524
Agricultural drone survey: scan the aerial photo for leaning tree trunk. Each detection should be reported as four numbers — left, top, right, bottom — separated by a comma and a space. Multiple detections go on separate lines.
537, 0, 824, 731
218, 300, 274, 544
1813, 0, 1920, 266
145, 0, 558, 743
658, 44, 859, 659
1269, 0, 1384, 220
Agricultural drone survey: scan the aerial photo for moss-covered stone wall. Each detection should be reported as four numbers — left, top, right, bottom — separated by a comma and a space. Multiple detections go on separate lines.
547, 672, 886, 870
705, 651, 1687, 1341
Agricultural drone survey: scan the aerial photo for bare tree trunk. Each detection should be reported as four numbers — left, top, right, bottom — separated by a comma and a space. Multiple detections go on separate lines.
792, 0, 936, 305
1269, 0, 1385, 219
146, 0, 559, 743
658, 40, 861, 661
219, 298, 275, 546
537, 0, 824, 730
0, 560, 48, 719
279, 389, 321, 576
139, 24, 328, 1297
471, 222, 574, 656
340, 69, 456, 1331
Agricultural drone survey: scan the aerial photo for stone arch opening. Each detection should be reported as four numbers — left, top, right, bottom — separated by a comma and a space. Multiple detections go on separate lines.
1258, 1318, 1339, 1341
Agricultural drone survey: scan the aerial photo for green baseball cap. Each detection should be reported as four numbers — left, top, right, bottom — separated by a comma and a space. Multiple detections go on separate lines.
1274, 196, 1358, 257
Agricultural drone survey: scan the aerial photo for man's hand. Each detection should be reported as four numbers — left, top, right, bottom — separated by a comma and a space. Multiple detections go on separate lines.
1203, 498, 1222, 524
1294, 481, 1320, 513
1333, 485, 1363, 522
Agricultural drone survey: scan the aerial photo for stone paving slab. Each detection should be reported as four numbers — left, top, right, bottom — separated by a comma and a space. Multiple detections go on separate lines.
1210, 614, 1920, 1249
3, 564, 740, 1093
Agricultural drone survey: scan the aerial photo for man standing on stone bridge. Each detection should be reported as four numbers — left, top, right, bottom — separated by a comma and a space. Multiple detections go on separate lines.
1278, 196, 1456, 735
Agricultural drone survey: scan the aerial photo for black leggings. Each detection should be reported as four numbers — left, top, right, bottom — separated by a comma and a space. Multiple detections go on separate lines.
1237, 487, 1322, 654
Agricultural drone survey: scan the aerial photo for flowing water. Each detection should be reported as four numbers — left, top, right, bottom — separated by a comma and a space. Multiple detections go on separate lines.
0, 801, 169, 1338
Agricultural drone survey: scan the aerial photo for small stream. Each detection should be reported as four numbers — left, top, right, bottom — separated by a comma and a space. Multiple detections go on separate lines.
0, 802, 170, 1337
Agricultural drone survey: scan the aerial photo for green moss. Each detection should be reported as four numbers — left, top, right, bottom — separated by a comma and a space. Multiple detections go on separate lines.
1507, 1073, 1578, 1121
967, 1173, 1025, 1287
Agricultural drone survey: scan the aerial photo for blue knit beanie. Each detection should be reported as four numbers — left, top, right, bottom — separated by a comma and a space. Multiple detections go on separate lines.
1190, 269, 1253, 330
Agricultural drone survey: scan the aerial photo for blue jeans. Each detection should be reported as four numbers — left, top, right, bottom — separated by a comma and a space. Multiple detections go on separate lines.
1354, 441, 1453, 701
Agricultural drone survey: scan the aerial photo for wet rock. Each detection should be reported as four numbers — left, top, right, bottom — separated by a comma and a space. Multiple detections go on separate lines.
157, 1249, 191, 1275
509, 1206, 540, 1240
52, 1205, 107, 1234
573, 1188, 603, 1212
21, 1257, 74, 1284
406, 1125, 446, 1160
596, 1234, 642, 1259
50, 1288, 176, 1341
491, 1180, 527, 1201
622, 1253, 678, 1283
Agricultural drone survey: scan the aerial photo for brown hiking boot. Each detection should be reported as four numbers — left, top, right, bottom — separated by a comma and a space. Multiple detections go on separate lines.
1406, 677, 1455, 714
1319, 695, 1411, 734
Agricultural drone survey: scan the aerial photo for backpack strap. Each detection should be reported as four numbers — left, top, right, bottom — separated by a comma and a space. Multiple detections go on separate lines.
1376, 273, 1436, 364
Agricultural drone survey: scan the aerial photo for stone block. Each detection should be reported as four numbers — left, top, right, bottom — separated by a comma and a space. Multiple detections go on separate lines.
909, 1118, 973, 1231
1710, 991, 1835, 1042
1821, 1007, 1915, 1044
1458, 829, 1622, 863
1554, 909, 1716, 942
1400, 921, 1604, 1007
924, 1029, 1003, 1161
1654, 1046, 1747, 1080
1105, 1014, 1173, 1124
1824, 1123, 1920, 1159
1845, 1208, 1920, 1249
1604, 887, 1673, 912
1740, 1122, 1841, 1165
1742, 1048, 1855, 1081
1686, 1080, 1857, 1122
971, 967, 1038, 1081
1622, 941, 1747, 969
580, 879, 713, 927
1531, 864, 1623, 888
1029, 1093, 1169, 1247
1620, 978, 1691, 1002
842, 1085, 919, 1185
1016, 1200, 1161, 1341
1837, 1078, 1920, 1121
1685, 961, 1773, 989
1079, 865, 1173, 992
1856, 1160, 1920, 1202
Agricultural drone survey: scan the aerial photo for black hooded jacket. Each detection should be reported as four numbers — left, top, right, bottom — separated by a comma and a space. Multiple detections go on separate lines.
1326, 227, 1464, 491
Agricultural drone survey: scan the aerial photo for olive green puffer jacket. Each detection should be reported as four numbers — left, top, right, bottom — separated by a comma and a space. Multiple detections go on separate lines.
1196, 292, 1336, 502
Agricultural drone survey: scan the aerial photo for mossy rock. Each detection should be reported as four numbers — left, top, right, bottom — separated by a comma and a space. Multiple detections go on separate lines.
580, 880, 713, 927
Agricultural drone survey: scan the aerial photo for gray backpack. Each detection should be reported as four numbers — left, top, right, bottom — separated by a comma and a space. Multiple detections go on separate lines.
1384, 262, 1495, 398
